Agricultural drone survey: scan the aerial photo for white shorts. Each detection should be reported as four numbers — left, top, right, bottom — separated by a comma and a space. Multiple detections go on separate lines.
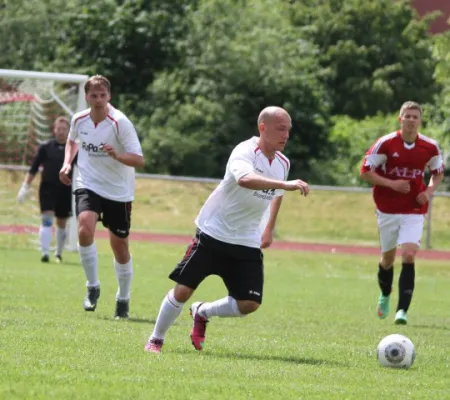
376, 210, 425, 253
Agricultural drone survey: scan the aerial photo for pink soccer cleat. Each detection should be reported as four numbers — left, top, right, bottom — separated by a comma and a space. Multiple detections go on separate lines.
144, 338, 164, 354
189, 302, 209, 351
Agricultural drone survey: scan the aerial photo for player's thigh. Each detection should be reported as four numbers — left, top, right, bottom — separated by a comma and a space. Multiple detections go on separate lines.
39, 183, 56, 213
169, 230, 218, 290
221, 246, 264, 304
398, 214, 425, 248
54, 187, 73, 219
101, 198, 131, 238
102, 200, 131, 238
74, 189, 102, 218
376, 210, 402, 252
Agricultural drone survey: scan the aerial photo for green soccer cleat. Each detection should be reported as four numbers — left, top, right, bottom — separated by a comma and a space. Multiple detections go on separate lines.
394, 309, 408, 325
377, 294, 390, 319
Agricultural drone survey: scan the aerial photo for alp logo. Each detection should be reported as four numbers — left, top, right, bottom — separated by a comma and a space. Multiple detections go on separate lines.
82, 141, 108, 157
388, 167, 423, 179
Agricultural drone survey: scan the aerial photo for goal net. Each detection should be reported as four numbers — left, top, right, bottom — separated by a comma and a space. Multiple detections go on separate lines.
0, 69, 88, 251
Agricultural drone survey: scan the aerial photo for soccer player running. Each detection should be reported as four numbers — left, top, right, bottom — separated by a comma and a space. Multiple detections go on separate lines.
145, 106, 309, 354
59, 75, 144, 319
360, 101, 444, 325
17, 116, 73, 263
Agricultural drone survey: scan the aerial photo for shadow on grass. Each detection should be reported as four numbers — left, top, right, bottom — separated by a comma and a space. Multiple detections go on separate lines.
411, 324, 450, 331
174, 348, 347, 367
98, 316, 156, 324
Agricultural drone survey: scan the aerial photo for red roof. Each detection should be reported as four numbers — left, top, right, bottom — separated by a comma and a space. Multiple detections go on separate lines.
412, 0, 450, 33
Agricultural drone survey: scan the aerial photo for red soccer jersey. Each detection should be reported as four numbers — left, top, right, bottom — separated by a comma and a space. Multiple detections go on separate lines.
361, 131, 444, 214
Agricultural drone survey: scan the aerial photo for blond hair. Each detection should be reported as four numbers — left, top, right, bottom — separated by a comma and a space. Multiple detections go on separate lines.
399, 101, 422, 117
84, 75, 111, 94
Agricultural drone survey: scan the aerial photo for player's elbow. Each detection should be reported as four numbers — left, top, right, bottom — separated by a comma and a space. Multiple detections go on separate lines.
136, 155, 145, 168
237, 175, 252, 188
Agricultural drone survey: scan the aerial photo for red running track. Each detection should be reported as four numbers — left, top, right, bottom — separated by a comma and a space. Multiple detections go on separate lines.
1, 224, 449, 261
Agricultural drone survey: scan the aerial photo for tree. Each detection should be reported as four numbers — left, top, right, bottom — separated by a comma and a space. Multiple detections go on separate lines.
288, 0, 439, 118
138, 0, 331, 179
48, 0, 196, 105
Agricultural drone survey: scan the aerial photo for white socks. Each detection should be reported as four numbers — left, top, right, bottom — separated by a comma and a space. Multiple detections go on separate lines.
39, 226, 52, 256
114, 257, 133, 301
78, 242, 99, 287
198, 296, 244, 318
151, 289, 184, 340
55, 227, 66, 256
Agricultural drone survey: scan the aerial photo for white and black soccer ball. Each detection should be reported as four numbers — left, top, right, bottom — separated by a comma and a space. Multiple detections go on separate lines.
377, 334, 415, 369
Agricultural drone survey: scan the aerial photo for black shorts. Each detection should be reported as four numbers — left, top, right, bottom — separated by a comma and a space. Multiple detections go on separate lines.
74, 188, 132, 239
39, 183, 72, 218
169, 229, 264, 304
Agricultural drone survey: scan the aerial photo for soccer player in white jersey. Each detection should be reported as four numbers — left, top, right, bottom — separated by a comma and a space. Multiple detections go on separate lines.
361, 101, 444, 325
59, 75, 144, 319
144, 106, 309, 354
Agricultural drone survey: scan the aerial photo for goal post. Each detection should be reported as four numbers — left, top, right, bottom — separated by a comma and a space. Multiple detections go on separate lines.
0, 69, 88, 252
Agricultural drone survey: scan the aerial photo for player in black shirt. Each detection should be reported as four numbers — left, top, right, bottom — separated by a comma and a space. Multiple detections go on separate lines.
17, 116, 73, 263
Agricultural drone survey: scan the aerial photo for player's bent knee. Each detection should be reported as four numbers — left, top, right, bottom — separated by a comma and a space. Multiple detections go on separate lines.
173, 284, 194, 303
237, 300, 260, 315
41, 214, 54, 227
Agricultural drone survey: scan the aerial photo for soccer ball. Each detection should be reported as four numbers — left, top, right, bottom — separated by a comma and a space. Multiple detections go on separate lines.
377, 334, 415, 369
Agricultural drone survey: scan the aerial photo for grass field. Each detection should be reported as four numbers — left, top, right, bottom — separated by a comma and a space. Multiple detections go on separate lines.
3, 170, 450, 250
1, 234, 450, 399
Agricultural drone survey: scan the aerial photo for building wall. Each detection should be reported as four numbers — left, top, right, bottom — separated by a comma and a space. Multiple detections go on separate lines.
412, 0, 450, 33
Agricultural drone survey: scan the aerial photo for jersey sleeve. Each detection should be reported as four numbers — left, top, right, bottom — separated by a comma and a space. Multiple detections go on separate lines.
68, 114, 79, 142
228, 145, 255, 181
360, 139, 388, 173
29, 144, 46, 175
427, 142, 445, 175
118, 117, 143, 156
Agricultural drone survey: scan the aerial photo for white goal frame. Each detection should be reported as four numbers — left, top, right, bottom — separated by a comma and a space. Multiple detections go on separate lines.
0, 69, 89, 251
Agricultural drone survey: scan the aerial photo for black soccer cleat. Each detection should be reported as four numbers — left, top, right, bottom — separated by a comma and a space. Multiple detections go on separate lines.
83, 286, 100, 312
41, 255, 50, 263
114, 300, 129, 319
55, 254, 63, 264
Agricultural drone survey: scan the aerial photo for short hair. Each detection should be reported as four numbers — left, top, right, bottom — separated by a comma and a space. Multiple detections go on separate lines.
53, 116, 70, 128
84, 75, 111, 94
399, 101, 422, 117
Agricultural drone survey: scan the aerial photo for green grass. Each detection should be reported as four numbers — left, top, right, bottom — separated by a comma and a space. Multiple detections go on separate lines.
1, 235, 450, 399
3, 170, 450, 250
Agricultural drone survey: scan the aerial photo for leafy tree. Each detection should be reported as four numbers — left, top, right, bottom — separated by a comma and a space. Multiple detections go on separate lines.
288, 0, 439, 118
138, 0, 331, 179
48, 0, 196, 106
0, 0, 71, 69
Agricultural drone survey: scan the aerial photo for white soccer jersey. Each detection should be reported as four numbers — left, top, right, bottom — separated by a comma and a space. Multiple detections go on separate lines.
69, 104, 143, 202
196, 136, 290, 248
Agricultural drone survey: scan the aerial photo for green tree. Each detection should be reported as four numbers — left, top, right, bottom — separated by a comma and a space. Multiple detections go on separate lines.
288, 0, 439, 118
48, 0, 196, 105
0, 0, 71, 69
138, 0, 331, 179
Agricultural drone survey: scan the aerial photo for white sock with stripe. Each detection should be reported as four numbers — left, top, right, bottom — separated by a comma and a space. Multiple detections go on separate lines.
150, 289, 184, 340
198, 296, 244, 318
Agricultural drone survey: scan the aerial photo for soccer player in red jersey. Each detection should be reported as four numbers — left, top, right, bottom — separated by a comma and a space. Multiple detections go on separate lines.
360, 101, 444, 324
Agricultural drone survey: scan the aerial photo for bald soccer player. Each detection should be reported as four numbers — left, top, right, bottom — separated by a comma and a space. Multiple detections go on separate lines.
144, 106, 310, 354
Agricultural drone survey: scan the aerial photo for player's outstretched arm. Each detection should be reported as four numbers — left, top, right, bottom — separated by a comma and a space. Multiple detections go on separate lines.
238, 173, 309, 195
